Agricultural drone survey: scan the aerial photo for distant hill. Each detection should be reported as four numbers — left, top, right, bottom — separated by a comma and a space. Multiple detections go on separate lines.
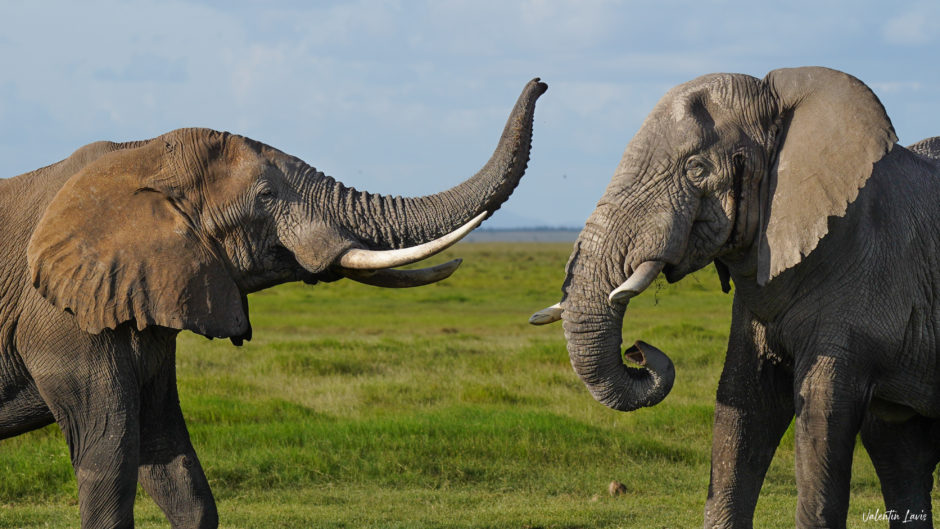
464, 228, 579, 242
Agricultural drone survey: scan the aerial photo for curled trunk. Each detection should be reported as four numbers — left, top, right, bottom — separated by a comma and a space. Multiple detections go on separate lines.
319, 79, 547, 250
562, 224, 675, 411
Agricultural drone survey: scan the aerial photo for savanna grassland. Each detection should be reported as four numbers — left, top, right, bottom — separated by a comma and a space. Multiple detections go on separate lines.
0, 243, 911, 528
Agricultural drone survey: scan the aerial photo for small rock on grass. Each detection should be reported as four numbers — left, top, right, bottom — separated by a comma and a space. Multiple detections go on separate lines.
608, 480, 627, 496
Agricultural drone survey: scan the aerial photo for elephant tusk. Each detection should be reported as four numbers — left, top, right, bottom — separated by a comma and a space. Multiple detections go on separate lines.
529, 302, 563, 325
340, 259, 462, 288
608, 261, 665, 305
337, 212, 487, 270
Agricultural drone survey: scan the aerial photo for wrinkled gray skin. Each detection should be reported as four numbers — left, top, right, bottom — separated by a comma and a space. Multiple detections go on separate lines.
553, 68, 940, 528
0, 79, 546, 529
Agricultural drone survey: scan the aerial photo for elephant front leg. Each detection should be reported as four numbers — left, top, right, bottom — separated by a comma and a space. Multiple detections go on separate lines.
138, 362, 218, 529
68, 415, 140, 529
793, 355, 869, 529
705, 301, 794, 528
861, 413, 939, 528
34, 373, 141, 529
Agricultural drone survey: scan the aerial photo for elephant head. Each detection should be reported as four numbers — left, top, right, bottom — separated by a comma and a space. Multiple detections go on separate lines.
26, 79, 546, 344
532, 67, 896, 411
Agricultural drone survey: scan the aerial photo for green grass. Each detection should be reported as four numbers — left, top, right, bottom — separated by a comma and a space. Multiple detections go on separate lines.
0, 243, 925, 527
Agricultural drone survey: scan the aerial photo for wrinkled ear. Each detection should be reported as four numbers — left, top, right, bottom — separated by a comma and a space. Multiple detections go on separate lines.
757, 67, 897, 285
27, 139, 250, 339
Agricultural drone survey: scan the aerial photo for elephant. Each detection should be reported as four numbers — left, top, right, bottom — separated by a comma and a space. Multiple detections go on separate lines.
0, 78, 546, 529
530, 67, 940, 528
909, 136, 940, 160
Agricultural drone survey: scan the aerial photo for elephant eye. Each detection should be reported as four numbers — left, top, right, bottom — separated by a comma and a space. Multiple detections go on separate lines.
732, 153, 747, 178
257, 186, 276, 203
685, 158, 708, 179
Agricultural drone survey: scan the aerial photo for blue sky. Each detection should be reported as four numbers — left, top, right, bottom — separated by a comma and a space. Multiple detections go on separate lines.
1, 1, 937, 227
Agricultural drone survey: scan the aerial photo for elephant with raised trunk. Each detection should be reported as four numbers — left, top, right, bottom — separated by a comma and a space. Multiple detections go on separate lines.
532, 67, 940, 528
0, 78, 546, 529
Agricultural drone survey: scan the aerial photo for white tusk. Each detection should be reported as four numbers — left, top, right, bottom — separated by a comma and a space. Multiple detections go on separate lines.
338, 212, 487, 270
340, 259, 462, 288
608, 261, 665, 305
529, 302, 563, 325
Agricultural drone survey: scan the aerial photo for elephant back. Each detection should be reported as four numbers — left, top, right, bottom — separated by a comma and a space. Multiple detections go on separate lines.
0, 140, 147, 339
908, 137, 940, 161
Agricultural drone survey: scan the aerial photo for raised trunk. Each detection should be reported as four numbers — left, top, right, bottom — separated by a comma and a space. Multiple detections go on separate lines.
319, 79, 546, 250
562, 223, 675, 411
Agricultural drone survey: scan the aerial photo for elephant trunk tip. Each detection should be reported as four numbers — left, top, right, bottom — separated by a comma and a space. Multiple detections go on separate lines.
623, 344, 646, 365
529, 78, 548, 94
571, 338, 676, 413
616, 340, 676, 411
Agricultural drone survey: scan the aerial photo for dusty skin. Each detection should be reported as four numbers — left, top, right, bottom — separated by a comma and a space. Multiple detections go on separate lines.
534, 67, 940, 529
0, 79, 546, 528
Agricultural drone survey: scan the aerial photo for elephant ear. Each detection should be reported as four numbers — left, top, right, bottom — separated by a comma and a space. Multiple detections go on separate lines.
27, 138, 250, 339
757, 67, 898, 285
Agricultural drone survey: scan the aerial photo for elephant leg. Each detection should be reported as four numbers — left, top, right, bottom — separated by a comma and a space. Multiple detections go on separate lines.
31, 353, 141, 528
792, 354, 868, 529
137, 359, 218, 529
861, 413, 939, 529
0, 378, 54, 439
705, 299, 794, 529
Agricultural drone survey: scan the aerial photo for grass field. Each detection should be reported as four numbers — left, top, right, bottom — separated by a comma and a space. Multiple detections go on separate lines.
0, 242, 924, 528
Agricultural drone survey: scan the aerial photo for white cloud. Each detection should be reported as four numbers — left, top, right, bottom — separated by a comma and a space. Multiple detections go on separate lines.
1, 0, 938, 227
870, 81, 924, 94
883, 3, 940, 46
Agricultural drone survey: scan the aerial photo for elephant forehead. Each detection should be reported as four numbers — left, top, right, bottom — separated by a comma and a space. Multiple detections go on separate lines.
625, 113, 715, 164
647, 73, 770, 147
201, 144, 268, 205
636, 97, 714, 152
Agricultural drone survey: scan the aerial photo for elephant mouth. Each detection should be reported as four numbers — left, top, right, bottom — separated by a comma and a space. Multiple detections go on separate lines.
662, 264, 682, 283
664, 261, 704, 284
662, 255, 719, 284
